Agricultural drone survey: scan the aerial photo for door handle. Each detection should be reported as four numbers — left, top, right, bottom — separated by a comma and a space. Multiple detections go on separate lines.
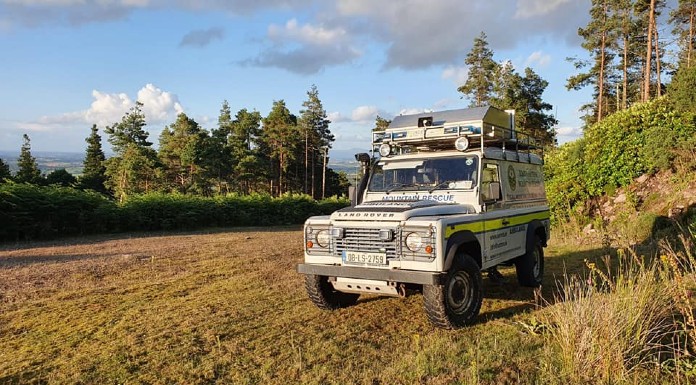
502, 219, 510, 226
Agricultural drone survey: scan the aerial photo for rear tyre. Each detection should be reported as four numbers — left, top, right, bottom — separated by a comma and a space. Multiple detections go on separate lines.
515, 236, 544, 287
304, 274, 359, 310
423, 255, 482, 328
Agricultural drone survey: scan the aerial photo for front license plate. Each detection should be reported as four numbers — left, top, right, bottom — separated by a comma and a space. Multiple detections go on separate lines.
342, 251, 387, 266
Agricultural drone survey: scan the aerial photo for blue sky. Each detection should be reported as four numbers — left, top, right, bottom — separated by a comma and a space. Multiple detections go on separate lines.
0, 0, 605, 157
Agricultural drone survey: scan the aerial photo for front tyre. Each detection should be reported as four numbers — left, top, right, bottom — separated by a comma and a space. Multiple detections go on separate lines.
304, 274, 359, 310
423, 255, 482, 328
515, 236, 544, 287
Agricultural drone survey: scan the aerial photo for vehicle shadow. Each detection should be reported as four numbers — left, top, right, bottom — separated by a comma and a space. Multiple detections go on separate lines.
477, 245, 610, 322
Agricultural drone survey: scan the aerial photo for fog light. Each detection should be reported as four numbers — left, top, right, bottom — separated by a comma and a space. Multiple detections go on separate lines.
455, 137, 469, 151
379, 143, 392, 157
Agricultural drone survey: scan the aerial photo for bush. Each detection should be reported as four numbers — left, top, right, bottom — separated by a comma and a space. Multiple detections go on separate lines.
0, 185, 351, 242
545, 98, 696, 223
0, 183, 117, 241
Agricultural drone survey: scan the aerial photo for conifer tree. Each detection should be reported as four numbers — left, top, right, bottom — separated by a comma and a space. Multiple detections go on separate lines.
567, 0, 618, 123
104, 102, 158, 201
299, 85, 332, 197
230, 108, 263, 194
200, 100, 234, 194
0, 158, 11, 182
79, 124, 107, 193
158, 113, 208, 193
670, 0, 696, 68
458, 32, 498, 107
261, 100, 298, 195
46, 169, 76, 187
15, 134, 42, 184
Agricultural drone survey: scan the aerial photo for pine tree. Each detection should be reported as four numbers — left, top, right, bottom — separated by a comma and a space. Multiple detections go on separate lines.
458, 32, 498, 107
199, 101, 235, 194
46, 169, 76, 187
261, 100, 299, 195
104, 102, 158, 201
230, 108, 263, 194
373, 115, 391, 132
299, 85, 332, 197
15, 134, 42, 184
567, 0, 618, 123
79, 124, 107, 193
158, 113, 207, 193
0, 158, 11, 182
670, 0, 696, 68
104, 101, 152, 153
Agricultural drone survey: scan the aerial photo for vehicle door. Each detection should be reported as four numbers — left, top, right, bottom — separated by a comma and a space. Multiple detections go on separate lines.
481, 162, 514, 264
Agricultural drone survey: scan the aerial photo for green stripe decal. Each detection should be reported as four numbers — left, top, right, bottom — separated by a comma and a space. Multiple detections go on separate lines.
445, 210, 550, 238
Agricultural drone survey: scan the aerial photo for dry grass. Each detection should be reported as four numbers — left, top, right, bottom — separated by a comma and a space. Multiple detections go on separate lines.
0, 227, 690, 384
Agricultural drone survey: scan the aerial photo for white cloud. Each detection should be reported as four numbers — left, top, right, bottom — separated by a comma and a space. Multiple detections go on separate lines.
136, 84, 184, 122
514, 0, 570, 19
268, 18, 347, 46
351, 106, 380, 122
555, 125, 583, 144
179, 27, 224, 47
327, 111, 346, 123
442, 65, 468, 86
247, 18, 361, 74
525, 51, 551, 67
18, 84, 184, 132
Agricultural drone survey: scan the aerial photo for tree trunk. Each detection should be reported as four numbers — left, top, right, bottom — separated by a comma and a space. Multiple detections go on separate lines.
654, 18, 662, 97
644, 0, 656, 102
597, 0, 608, 121
689, 4, 695, 67
304, 130, 308, 194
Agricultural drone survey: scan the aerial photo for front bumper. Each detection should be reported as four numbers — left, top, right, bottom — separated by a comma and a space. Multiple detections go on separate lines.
296, 263, 445, 285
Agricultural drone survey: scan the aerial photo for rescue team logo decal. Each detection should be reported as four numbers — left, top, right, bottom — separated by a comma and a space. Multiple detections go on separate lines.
507, 165, 517, 191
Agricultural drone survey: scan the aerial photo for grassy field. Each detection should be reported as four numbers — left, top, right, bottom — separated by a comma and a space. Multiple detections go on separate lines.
0, 227, 683, 384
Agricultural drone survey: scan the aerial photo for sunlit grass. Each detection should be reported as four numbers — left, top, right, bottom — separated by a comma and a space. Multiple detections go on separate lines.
0, 227, 693, 384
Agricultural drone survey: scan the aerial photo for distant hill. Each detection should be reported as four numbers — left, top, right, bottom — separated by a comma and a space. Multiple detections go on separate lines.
0, 148, 363, 178
0, 151, 85, 175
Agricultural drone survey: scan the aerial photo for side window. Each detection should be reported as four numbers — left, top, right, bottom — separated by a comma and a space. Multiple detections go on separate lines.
481, 163, 501, 201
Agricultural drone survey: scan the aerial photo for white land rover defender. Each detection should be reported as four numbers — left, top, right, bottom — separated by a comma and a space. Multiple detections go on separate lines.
297, 106, 550, 328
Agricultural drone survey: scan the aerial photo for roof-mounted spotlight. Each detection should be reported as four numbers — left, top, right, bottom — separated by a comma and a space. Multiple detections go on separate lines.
455, 137, 469, 151
379, 143, 393, 157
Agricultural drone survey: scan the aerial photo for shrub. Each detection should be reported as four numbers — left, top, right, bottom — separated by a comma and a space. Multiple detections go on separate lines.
0, 185, 351, 241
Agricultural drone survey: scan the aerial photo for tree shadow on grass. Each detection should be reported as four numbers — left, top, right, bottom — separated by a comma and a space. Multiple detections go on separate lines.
0, 225, 303, 253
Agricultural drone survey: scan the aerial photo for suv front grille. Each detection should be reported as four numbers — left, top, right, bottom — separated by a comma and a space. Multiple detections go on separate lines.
333, 228, 400, 260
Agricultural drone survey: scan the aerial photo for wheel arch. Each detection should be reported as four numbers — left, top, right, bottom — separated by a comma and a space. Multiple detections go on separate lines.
444, 230, 482, 271
526, 219, 547, 252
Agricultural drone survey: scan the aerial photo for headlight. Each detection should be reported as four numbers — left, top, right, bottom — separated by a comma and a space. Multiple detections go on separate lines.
404, 232, 423, 252
315, 229, 330, 248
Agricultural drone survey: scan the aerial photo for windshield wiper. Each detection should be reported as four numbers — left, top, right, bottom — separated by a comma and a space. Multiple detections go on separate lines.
386, 183, 416, 193
428, 180, 455, 194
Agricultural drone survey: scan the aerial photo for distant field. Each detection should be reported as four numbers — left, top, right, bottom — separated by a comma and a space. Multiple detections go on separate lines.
0, 228, 641, 384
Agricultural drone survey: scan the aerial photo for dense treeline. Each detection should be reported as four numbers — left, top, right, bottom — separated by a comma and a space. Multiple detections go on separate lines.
0, 183, 349, 241
544, 0, 696, 223
1, 85, 349, 202
568, 0, 696, 124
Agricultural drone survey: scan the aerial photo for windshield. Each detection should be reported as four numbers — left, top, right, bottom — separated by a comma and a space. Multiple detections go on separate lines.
368, 156, 479, 193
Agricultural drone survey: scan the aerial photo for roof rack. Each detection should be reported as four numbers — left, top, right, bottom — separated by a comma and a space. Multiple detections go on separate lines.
371, 106, 544, 160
